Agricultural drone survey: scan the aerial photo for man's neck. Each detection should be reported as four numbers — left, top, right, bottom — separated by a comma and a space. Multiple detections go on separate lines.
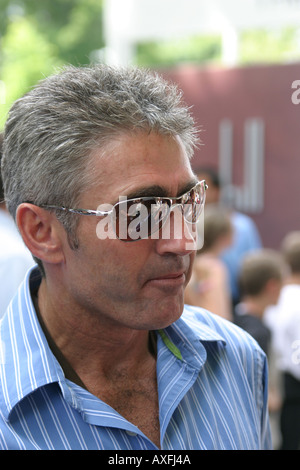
240, 298, 266, 319
33, 276, 161, 447
35, 277, 156, 387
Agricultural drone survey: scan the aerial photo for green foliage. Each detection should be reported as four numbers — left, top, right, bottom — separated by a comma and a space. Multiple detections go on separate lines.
0, 16, 61, 127
136, 35, 222, 68
240, 27, 300, 64
54, 0, 105, 65
0, 0, 104, 128
135, 26, 300, 68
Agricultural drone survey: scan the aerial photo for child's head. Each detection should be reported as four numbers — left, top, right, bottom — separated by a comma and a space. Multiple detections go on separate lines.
201, 206, 233, 254
239, 249, 285, 306
281, 231, 300, 276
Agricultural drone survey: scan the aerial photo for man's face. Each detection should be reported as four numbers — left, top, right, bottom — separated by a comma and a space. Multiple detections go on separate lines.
62, 131, 198, 331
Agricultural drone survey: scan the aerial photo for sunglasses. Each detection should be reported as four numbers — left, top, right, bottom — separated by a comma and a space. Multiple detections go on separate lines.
40, 180, 208, 242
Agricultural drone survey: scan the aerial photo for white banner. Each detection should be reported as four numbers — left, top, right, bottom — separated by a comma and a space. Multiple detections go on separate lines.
104, 0, 300, 42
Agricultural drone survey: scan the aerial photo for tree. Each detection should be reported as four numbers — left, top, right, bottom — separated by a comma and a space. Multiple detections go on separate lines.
136, 35, 222, 68
240, 27, 300, 64
0, 16, 61, 127
0, 0, 104, 127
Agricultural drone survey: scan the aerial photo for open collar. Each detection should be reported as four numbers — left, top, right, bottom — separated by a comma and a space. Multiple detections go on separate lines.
0, 268, 227, 424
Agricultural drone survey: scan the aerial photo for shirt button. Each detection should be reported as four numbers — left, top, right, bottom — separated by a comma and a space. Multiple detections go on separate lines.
126, 430, 137, 436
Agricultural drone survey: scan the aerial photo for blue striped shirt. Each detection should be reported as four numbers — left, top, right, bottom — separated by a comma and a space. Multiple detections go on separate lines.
0, 268, 272, 450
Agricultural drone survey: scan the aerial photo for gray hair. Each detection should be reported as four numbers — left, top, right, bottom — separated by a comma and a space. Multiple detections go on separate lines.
1, 64, 199, 267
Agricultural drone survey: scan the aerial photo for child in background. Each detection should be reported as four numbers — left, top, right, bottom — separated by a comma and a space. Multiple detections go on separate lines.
235, 249, 284, 356
234, 249, 286, 449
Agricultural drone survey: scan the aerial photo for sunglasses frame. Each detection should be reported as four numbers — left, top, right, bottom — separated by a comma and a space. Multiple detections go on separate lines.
39, 180, 208, 241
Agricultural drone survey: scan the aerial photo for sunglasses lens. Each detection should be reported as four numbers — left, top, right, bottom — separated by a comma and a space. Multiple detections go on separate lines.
149, 199, 170, 230
112, 181, 206, 241
183, 202, 199, 223
182, 184, 205, 223
114, 198, 170, 241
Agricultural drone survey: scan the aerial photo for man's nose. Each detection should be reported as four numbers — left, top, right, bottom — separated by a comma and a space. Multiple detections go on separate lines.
155, 207, 197, 256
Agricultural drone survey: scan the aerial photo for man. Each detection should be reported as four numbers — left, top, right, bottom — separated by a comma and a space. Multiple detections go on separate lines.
0, 65, 271, 450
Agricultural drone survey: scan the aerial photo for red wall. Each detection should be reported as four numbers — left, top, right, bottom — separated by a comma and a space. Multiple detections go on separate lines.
164, 62, 300, 249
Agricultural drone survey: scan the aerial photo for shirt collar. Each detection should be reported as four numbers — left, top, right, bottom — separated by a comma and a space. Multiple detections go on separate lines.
160, 307, 227, 371
0, 268, 227, 422
0, 268, 64, 421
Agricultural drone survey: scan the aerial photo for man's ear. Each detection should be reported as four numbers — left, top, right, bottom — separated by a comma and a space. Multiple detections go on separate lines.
16, 203, 65, 265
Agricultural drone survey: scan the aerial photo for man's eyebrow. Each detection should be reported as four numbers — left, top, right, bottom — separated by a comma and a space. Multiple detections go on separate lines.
123, 178, 199, 200
178, 178, 199, 197
123, 185, 168, 200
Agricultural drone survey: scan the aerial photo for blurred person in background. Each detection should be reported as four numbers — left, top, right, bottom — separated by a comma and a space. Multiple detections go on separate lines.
0, 132, 34, 317
272, 231, 300, 450
184, 205, 233, 321
235, 249, 284, 356
196, 167, 262, 307
235, 248, 286, 448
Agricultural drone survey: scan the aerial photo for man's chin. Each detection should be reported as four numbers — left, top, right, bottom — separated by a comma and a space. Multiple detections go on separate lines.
149, 295, 185, 330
